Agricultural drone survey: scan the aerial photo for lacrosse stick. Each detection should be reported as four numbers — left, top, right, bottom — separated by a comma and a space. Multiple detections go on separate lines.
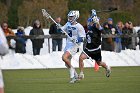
91, 9, 102, 26
42, 9, 93, 62
96, 7, 118, 13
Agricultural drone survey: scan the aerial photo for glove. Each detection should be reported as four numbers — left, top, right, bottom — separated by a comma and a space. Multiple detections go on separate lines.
92, 16, 99, 24
56, 24, 62, 30
72, 37, 84, 43
111, 28, 116, 34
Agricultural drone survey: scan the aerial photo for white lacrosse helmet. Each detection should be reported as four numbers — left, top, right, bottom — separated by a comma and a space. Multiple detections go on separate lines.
67, 10, 79, 23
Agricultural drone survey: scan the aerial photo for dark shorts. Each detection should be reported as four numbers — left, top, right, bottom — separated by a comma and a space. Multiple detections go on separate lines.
84, 48, 102, 63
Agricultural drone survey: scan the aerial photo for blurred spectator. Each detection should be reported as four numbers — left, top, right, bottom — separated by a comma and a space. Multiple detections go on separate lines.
49, 17, 63, 51
107, 18, 116, 29
129, 21, 137, 50
107, 18, 116, 51
30, 20, 44, 55
102, 18, 116, 51
137, 29, 140, 49
114, 21, 123, 53
122, 22, 133, 50
102, 22, 113, 51
15, 26, 27, 54
1, 22, 15, 49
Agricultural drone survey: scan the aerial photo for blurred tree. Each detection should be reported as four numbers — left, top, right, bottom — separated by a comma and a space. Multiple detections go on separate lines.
0, 0, 11, 7
5, 0, 12, 8
0, 0, 139, 28
7, 0, 23, 28
101, 0, 137, 25
110, 12, 134, 24
0, 0, 22, 28
133, 0, 140, 25
0, 2, 8, 24
18, 0, 68, 28
68, 0, 101, 26
102, 0, 134, 11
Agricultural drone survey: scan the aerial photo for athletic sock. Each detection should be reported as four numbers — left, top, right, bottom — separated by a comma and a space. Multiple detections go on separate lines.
74, 69, 78, 78
80, 71, 84, 75
69, 67, 75, 78
106, 65, 110, 70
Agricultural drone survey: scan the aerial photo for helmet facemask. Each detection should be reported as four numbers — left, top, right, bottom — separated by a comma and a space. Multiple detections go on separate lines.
67, 10, 79, 23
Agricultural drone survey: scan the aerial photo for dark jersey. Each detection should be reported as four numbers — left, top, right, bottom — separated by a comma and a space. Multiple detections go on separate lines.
85, 24, 101, 50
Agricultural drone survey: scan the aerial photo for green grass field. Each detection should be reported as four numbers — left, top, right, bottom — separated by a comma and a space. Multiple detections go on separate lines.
3, 66, 140, 93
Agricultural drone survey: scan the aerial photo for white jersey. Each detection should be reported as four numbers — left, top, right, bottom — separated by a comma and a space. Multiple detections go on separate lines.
0, 26, 9, 56
61, 22, 86, 55
0, 27, 6, 88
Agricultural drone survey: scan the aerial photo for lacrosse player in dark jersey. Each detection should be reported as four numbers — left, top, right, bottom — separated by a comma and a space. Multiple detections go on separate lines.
78, 9, 111, 79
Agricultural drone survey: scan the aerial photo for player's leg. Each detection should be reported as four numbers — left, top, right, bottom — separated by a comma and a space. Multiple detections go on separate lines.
62, 51, 78, 83
97, 61, 111, 77
0, 88, 4, 93
79, 52, 87, 79
62, 51, 72, 68
93, 49, 111, 77
57, 39, 62, 51
52, 39, 57, 51
0, 70, 4, 93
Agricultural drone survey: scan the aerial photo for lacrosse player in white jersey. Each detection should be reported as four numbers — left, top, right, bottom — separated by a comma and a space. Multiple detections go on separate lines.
61, 10, 86, 83
0, 26, 9, 93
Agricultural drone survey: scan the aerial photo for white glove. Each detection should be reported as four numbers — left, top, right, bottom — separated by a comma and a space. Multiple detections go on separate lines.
56, 23, 62, 28
71, 37, 84, 43
111, 28, 116, 34
92, 16, 99, 24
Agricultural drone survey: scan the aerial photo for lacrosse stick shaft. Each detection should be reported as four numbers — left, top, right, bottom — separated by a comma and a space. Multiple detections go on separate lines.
96, 8, 117, 13
97, 10, 111, 13
42, 9, 93, 62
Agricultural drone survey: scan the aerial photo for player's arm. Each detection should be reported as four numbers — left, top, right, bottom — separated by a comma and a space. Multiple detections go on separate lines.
61, 22, 70, 34
76, 24, 86, 43
96, 23, 103, 31
92, 16, 103, 30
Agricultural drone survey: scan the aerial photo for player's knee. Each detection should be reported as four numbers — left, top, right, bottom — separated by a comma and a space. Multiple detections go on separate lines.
79, 55, 83, 61
79, 54, 86, 61
62, 55, 66, 62
62, 54, 69, 62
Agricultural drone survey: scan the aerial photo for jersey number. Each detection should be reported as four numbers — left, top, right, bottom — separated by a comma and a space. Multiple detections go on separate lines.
68, 30, 72, 37
87, 35, 91, 43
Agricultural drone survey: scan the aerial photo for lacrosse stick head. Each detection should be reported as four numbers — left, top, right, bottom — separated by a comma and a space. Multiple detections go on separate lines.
67, 10, 79, 23
91, 9, 97, 17
42, 9, 50, 19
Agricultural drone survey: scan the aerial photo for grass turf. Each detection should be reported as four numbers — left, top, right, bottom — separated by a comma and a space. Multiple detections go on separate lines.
3, 66, 140, 93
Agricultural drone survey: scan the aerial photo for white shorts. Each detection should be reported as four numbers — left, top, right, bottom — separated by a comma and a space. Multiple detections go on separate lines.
0, 70, 4, 88
64, 42, 79, 55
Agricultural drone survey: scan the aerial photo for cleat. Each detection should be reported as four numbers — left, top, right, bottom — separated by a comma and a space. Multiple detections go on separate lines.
106, 66, 111, 77
69, 76, 77, 83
